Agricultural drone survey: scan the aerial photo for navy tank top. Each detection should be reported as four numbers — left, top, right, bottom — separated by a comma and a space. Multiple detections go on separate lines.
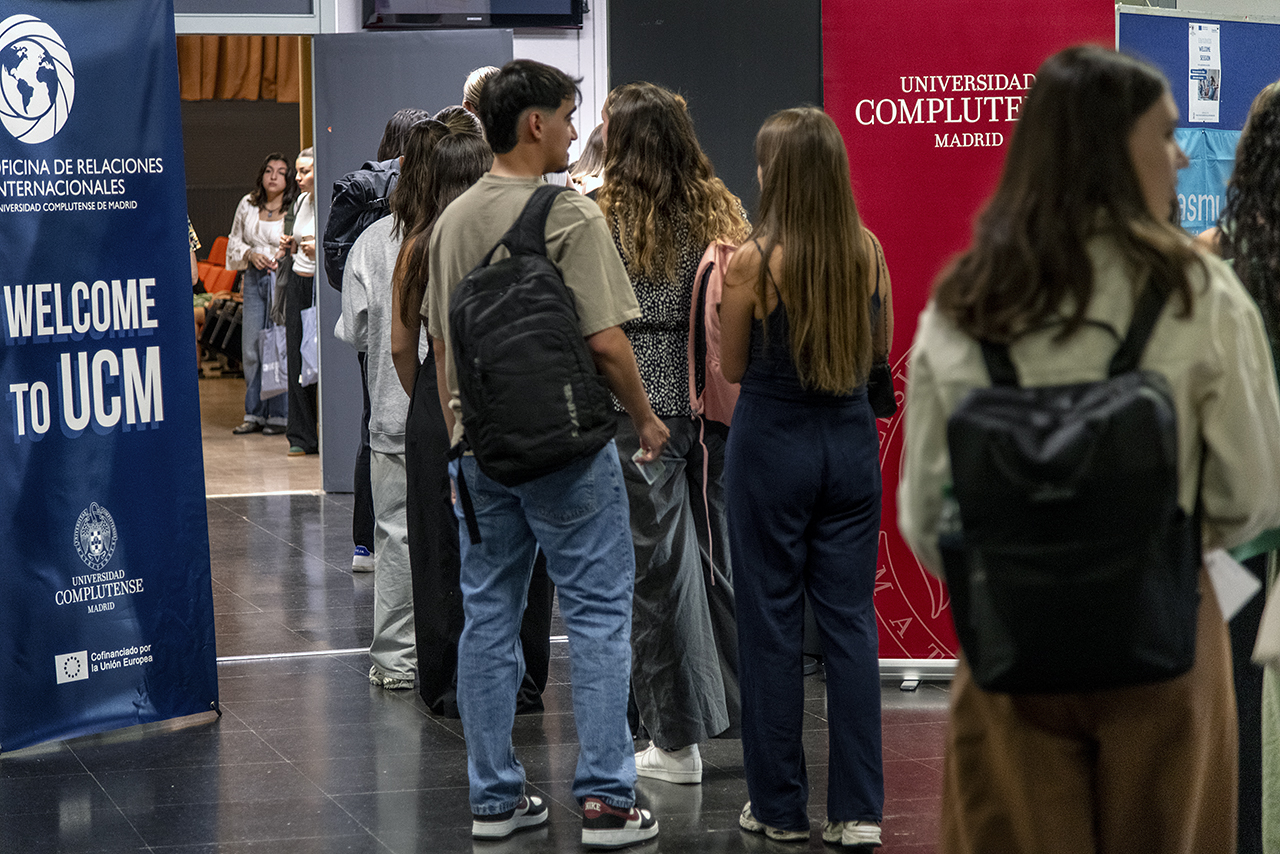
739, 296, 880, 405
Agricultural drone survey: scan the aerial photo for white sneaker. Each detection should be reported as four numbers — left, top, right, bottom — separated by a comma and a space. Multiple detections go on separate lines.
352, 546, 374, 571
822, 818, 882, 848
472, 795, 548, 839
369, 666, 413, 690
739, 802, 808, 842
634, 743, 702, 784
581, 797, 659, 848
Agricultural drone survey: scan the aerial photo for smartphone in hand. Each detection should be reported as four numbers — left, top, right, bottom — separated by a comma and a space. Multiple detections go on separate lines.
632, 448, 666, 486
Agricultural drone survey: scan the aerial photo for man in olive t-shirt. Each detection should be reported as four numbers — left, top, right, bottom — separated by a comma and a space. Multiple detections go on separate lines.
426, 60, 667, 848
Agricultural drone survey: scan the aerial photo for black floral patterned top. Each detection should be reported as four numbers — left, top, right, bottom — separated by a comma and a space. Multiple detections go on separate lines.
610, 214, 704, 418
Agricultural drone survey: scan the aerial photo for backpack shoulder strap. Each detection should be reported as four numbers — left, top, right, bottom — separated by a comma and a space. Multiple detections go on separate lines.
691, 243, 718, 400
979, 282, 1172, 387
499, 184, 572, 260
979, 340, 1020, 387
1108, 283, 1171, 376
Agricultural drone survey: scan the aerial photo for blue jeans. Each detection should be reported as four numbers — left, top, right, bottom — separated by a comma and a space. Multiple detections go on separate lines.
240, 266, 287, 426
451, 441, 637, 815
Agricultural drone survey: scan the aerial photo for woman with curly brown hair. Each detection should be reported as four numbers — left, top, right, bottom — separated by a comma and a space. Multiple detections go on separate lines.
1197, 79, 1280, 853
597, 81, 750, 784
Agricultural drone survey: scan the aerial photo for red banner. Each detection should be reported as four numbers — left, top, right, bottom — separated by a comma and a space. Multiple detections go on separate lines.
823, 1, 1115, 659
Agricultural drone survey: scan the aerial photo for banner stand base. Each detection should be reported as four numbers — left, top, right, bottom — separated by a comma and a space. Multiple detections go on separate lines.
879, 658, 956, 690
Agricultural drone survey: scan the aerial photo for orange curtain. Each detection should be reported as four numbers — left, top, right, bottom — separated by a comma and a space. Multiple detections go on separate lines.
177, 36, 300, 103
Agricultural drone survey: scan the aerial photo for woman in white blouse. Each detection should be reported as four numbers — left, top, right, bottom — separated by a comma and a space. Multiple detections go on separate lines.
225, 152, 296, 435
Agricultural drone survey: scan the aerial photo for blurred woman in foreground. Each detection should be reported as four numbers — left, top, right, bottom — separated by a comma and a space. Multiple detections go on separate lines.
898, 46, 1280, 853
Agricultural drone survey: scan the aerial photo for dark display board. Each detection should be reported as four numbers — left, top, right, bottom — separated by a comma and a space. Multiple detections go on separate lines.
1119, 10, 1280, 131
607, 0, 822, 214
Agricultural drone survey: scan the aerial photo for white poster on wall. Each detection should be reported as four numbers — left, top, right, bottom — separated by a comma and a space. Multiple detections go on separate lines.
1189, 22, 1221, 123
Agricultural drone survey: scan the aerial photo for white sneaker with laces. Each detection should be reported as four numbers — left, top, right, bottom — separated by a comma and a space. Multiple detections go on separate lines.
822, 818, 882, 848
739, 802, 808, 842
634, 742, 701, 784
368, 666, 413, 690
472, 795, 548, 839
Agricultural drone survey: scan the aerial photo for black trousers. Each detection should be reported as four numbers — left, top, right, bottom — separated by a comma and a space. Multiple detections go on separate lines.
284, 272, 318, 453
353, 351, 375, 550
1233, 553, 1270, 854
404, 352, 551, 717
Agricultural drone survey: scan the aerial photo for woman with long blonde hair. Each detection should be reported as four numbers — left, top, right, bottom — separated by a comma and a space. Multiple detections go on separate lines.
720, 106, 891, 846
597, 81, 750, 785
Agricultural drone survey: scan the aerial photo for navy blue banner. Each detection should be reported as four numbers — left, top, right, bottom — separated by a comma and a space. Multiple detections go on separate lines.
0, 0, 217, 751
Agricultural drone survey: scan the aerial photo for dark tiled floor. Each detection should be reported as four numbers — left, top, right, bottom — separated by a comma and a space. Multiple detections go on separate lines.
0, 378, 950, 852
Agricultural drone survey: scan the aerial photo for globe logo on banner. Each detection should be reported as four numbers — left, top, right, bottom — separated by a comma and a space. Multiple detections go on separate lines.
74, 503, 117, 570
0, 14, 74, 144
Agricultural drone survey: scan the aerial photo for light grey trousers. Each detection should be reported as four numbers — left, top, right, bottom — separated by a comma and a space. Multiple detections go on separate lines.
370, 450, 417, 680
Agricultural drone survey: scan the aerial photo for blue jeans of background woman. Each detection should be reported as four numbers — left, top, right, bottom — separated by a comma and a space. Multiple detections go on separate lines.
727, 388, 884, 832
240, 266, 287, 427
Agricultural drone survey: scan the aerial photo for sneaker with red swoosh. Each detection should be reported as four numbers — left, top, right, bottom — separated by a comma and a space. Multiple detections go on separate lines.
471, 795, 548, 839
581, 797, 659, 848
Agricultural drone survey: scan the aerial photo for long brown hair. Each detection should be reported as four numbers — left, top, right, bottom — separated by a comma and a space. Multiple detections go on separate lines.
933, 46, 1200, 343
389, 120, 448, 242
597, 82, 748, 280
394, 131, 493, 328
751, 106, 871, 394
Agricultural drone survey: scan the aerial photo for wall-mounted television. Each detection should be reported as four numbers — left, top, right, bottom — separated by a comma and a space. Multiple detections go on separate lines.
363, 0, 585, 29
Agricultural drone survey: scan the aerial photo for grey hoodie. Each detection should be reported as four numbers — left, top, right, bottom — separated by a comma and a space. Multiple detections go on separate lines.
338, 215, 427, 454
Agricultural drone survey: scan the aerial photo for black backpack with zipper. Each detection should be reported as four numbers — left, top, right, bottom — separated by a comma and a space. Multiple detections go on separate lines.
448, 184, 615, 488
940, 283, 1201, 693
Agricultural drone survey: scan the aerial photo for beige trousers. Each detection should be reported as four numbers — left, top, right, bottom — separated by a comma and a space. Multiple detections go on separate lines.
942, 568, 1237, 854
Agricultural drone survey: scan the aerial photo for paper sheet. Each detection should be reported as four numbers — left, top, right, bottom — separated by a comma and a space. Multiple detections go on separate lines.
1205, 548, 1261, 621
1189, 22, 1221, 124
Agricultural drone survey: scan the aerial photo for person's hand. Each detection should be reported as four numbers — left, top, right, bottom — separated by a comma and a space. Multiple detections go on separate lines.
300, 236, 316, 260
279, 234, 297, 253
250, 251, 271, 270
632, 414, 670, 463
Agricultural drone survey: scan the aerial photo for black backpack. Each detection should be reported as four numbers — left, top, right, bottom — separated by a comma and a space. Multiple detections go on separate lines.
322, 158, 398, 291
448, 184, 615, 489
941, 283, 1201, 694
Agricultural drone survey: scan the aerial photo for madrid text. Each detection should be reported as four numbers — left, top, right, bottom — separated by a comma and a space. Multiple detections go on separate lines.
57, 569, 147, 614
2, 276, 164, 441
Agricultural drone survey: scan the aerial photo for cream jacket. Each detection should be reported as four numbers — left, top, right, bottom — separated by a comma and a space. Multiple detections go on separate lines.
898, 236, 1280, 578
